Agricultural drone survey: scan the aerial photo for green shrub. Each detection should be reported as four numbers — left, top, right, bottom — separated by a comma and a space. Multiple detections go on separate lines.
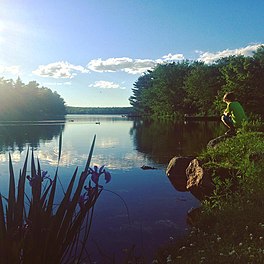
156, 130, 264, 263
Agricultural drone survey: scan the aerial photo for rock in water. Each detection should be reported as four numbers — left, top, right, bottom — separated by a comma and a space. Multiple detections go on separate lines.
166, 156, 194, 192
141, 165, 157, 170
186, 159, 215, 200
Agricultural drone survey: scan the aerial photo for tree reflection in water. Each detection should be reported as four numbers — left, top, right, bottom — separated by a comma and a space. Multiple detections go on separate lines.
0, 122, 65, 153
130, 118, 225, 165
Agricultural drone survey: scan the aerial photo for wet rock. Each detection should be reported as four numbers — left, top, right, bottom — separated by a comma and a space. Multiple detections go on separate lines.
186, 159, 239, 200
141, 165, 157, 170
166, 156, 194, 192
207, 134, 233, 148
186, 159, 215, 200
166, 155, 239, 201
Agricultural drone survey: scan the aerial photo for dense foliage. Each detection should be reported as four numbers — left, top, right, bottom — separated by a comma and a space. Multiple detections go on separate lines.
0, 77, 66, 120
130, 46, 264, 118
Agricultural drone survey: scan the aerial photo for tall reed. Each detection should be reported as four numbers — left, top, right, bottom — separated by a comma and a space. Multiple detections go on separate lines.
0, 135, 111, 264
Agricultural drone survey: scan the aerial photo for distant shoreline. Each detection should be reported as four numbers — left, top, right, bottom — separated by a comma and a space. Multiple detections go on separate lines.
66, 106, 133, 115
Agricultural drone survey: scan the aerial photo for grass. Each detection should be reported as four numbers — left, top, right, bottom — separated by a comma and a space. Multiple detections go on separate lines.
155, 121, 264, 263
0, 134, 112, 264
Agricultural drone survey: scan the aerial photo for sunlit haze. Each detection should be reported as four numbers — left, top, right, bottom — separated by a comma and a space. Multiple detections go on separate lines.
1, 0, 264, 107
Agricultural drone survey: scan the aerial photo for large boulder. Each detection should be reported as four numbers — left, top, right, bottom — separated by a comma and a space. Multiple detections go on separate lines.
186, 159, 239, 200
166, 156, 239, 201
186, 159, 215, 200
166, 156, 194, 192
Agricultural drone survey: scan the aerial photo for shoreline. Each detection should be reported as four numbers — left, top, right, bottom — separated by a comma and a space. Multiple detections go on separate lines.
155, 124, 264, 263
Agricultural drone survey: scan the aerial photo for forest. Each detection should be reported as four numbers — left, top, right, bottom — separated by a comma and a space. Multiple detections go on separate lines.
130, 46, 264, 118
0, 77, 66, 120
66, 106, 133, 115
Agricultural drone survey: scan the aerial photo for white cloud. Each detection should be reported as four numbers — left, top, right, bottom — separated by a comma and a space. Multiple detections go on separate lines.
31, 53, 184, 80
198, 44, 263, 64
89, 80, 120, 89
87, 54, 184, 75
32, 61, 89, 79
30, 44, 263, 81
123, 59, 157, 74
0, 65, 21, 75
87, 57, 153, 74
88, 57, 133, 72
161, 53, 185, 61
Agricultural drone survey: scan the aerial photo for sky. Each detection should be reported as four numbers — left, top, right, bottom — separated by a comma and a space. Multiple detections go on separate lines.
0, 0, 264, 107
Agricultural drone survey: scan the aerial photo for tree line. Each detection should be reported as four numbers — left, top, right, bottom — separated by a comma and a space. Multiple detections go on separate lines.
66, 106, 133, 115
0, 77, 66, 120
129, 46, 264, 118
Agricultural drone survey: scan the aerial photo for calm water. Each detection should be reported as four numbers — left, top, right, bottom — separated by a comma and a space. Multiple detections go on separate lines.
0, 115, 224, 263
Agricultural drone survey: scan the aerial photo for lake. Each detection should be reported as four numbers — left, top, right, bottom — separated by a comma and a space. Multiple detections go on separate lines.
0, 115, 224, 263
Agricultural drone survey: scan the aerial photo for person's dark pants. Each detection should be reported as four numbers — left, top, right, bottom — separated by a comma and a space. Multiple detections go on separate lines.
221, 114, 235, 130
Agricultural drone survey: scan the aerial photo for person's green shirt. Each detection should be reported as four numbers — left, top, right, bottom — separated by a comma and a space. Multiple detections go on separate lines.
225, 101, 247, 127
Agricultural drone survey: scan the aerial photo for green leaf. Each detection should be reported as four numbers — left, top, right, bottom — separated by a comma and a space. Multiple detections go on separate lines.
58, 129, 63, 164
84, 135, 96, 173
15, 149, 29, 227
31, 151, 41, 205
54, 167, 78, 221
54, 168, 82, 243
31, 148, 36, 178
7, 153, 15, 230
43, 167, 79, 262
46, 170, 58, 217
0, 194, 6, 262
0, 194, 6, 239
56, 136, 96, 254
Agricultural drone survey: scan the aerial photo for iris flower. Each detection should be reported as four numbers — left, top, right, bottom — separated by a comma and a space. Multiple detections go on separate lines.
26, 170, 52, 187
89, 165, 111, 186
78, 165, 111, 210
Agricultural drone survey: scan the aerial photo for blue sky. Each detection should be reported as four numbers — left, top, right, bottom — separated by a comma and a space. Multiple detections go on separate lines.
1, 0, 264, 107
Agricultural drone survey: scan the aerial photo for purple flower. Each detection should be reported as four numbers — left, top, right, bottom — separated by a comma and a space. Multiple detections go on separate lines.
84, 181, 97, 198
104, 171, 111, 183
26, 170, 52, 187
89, 165, 111, 186
78, 166, 111, 210
78, 193, 88, 210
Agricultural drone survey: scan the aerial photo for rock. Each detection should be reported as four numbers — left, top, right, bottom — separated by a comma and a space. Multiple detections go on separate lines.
141, 165, 157, 170
186, 159, 215, 200
186, 159, 239, 200
207, 134, 234, 148
166, 155, 239, 201
166, 156, 194, 192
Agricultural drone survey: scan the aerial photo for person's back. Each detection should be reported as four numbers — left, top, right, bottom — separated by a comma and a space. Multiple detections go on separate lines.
226, 101, 247, 127
221, 92, 247, 135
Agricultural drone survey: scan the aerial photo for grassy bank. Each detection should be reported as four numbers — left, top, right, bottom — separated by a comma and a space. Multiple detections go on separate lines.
156, 123, 264, 263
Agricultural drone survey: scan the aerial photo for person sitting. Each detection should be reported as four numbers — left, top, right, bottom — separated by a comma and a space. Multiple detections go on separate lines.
221, 92, 247, 135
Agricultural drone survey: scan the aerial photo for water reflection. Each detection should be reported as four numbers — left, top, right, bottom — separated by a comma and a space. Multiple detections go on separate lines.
130, 118, 224, 164
0, 122, 65, 153
0, 117, 224, 167
0, 115, 224, 262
